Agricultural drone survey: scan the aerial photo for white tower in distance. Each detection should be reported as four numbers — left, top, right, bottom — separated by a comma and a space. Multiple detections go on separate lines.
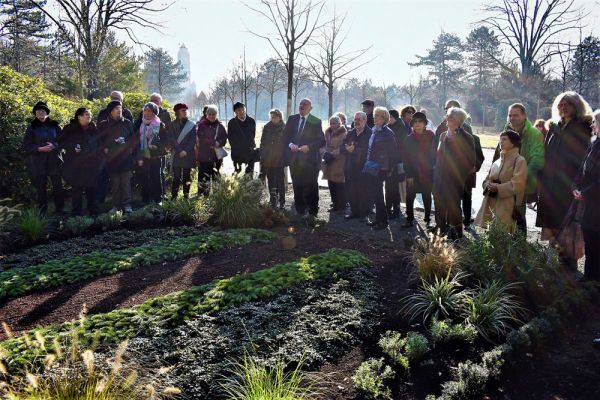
177, 43, 191, 83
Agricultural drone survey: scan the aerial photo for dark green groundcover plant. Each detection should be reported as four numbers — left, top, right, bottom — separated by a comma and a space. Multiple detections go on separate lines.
0, 228, 275, 300
0, 248, 370, 372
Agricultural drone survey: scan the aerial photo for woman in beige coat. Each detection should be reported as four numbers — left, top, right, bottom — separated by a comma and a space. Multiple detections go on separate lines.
322, 115, 347, 212
475, 130, 527, 233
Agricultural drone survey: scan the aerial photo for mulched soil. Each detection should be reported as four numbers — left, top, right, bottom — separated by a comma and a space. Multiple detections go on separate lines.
0, 225, 408, 341
2, 204, 600, 399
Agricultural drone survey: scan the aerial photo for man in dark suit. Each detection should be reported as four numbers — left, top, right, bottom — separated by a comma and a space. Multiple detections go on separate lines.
284, 98, 325, 216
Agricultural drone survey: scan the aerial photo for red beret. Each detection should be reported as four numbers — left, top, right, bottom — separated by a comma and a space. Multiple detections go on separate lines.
173, 103, 188, 113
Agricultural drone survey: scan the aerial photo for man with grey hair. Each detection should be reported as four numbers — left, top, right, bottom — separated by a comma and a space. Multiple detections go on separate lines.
341, 111, 372, 220
96, 90, 134, 123
284, 98, 325, 217
136, 93, 172, 127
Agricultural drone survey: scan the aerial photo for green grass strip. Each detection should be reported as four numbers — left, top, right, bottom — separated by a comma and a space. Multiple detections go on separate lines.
0, 229, 276, 301
0, 248, 370, 371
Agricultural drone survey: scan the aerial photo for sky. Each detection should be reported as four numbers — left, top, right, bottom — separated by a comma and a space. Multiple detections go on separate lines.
123, 0, 600, 94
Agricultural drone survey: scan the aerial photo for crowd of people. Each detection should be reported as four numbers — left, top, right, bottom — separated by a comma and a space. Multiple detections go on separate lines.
22, 90, 599, 280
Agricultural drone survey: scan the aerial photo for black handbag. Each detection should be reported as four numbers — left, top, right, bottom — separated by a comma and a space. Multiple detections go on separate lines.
322, 151, 335, 165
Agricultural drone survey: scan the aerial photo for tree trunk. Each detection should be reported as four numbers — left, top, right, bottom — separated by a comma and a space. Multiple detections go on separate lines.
327, 84, 333, 118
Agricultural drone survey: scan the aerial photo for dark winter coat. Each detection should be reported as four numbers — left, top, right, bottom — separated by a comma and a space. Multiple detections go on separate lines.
196, 119, 228, 163
22, 118, 62, 177
97, 106, 134, 123
573, 138, 600, 231
538, 118, 592, 229
59, 120, 100, 187
342, 126, 372, 180
403, 129, 437, 190
259, 121, 287, 169
388, 120, 409, 164
133, 119, 169, 159
466, 133, 485, 188
433, 127, 476, 198
98, 117, 135, 174
227, 116, 257, 163
364, 125, 399, 173
169, 118, 197, 169
284, 113, 326, 171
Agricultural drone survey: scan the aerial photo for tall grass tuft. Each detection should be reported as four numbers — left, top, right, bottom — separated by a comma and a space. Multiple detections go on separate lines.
408, 233, 463, 282
0, 198, 21, 236
221, 353, 321, 400
208, 176, 264, 228
463, 280, 525, 343
401, 272, 471, 324
16, 208, 49, 244
161, 198, 210, 226
0, 319, 181, 400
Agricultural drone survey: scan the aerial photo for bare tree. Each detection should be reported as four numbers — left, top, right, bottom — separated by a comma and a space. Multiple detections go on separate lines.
251, 64, 264, 118
259, 58, 287, 109
244, 0, 327, 117
31, 0, 171, 98
232, 46, 252, 106
480, 0, 585, 78
304, 10, 374, 117
555, 42, 574, 91
292, 63, 311, 111
401, 76, 429, 105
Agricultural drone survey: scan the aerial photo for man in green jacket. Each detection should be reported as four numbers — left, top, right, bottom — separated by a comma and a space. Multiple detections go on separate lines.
492, 103, 544, 232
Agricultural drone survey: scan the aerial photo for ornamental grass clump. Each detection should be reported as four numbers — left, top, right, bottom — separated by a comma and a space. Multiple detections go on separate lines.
462, 280, 524, 343
208, 175, 264, 228
0, 198, 21, 236
401, 272, 471, 324
161, 198, 210, 226
409, 233, 463, 282
221, 354, 321, 400
0, 319, 180, 400
16, 208, 49, 244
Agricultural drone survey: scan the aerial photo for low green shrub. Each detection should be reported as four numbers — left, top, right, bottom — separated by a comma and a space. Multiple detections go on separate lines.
430, 318, 478, 345
0, 229, 275, 300
208, 176, 264, 228
124, 207, 159, 227
462, 280, 524, 343
378, 331, 409, 370
352, 358, 395, 400
95, 210, 123, 231
401, 272, 470, 324
378, 331, 429, 371
64, 215, 95, 236
16, 208, 49, 244
439, 347, 505, 399
0, 248, 370, 371
161, 197, 210, 226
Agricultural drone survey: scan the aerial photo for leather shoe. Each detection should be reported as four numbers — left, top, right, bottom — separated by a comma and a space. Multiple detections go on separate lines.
366, 219, 377, 226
